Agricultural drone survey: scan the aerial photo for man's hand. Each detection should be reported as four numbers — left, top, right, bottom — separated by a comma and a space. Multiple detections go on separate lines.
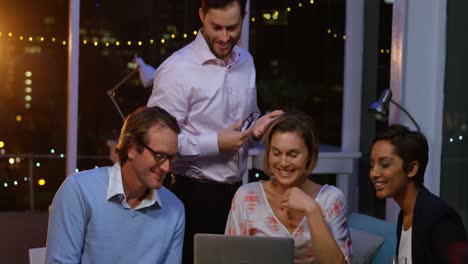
251, 110, 284, 140
218, 120, 251, 153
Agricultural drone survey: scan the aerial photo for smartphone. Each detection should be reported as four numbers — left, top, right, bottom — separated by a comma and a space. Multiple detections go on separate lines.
240, 113, 260, 131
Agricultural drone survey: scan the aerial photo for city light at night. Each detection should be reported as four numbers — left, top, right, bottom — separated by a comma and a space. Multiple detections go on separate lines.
38, 179, 45, 186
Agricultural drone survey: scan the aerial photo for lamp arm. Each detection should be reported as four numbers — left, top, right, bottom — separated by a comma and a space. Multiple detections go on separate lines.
390, 98, 421, 131
108, 95, 125, 121
106, 68, 139, 122
106, 68, 138, 96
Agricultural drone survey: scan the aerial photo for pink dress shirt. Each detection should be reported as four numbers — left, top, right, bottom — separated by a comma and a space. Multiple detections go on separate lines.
147, 30, 259, 183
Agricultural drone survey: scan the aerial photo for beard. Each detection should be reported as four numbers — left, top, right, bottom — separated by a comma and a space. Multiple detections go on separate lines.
206, 36, 239, 61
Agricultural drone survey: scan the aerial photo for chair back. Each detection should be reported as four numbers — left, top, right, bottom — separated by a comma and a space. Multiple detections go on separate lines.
28, 247, 46, 264
348, 213, 397, 264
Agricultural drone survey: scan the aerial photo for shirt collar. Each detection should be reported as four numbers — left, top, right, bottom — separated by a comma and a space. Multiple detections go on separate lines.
106, 163, 163, 209
194, 28, 242, 66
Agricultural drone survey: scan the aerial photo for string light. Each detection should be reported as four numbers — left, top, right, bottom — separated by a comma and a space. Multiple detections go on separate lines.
272, 11, 279, 20
38, 179, 46, 186
1, 30, 196, 48
1, 5, 351, 48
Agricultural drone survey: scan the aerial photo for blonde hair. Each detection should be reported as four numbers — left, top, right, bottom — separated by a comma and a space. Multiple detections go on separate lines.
262, 112, 319, 176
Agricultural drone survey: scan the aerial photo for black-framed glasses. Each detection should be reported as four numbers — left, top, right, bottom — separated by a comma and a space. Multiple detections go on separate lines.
143, 144, 180, 164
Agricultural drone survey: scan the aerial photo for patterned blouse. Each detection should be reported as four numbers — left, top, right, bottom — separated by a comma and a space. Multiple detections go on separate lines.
225, 181, 351, 263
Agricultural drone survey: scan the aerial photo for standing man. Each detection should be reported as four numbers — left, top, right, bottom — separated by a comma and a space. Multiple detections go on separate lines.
147, 0, 282, 263
46, 106, 185, 264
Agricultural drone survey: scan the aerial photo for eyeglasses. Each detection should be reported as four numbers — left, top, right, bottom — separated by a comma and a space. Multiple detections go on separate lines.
143, 144, 180, 164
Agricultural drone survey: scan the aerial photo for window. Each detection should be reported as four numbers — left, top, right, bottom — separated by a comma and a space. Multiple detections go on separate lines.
251, 0, 346, 146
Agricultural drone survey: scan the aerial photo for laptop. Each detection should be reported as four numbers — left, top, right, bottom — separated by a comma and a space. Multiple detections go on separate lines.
194, 233, 295, 264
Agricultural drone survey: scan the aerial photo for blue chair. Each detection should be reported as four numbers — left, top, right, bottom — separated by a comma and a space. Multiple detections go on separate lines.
348, 213, 397, 264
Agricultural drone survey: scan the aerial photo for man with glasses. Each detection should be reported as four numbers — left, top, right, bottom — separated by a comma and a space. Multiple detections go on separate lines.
45, 106, 185, 263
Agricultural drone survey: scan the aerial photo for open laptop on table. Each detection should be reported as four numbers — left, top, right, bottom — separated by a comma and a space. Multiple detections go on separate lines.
194, 233, 295, 264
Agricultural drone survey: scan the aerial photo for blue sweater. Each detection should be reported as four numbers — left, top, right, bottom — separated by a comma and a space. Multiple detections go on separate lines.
45, 167, 185, 264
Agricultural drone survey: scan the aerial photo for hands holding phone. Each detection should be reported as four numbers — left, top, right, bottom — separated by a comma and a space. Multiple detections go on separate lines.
218, 110, 283, 153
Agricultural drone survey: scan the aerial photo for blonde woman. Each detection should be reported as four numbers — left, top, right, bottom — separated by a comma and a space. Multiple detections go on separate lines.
225, 112, 351, 263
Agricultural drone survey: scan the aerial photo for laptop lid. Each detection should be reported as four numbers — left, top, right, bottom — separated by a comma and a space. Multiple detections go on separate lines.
194, 234, 295, 264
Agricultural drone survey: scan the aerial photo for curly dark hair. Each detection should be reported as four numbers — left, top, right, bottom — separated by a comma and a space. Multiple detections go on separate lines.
373, 124, 429, 185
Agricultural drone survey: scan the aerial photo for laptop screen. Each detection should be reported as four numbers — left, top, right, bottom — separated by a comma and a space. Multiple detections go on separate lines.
194, 234, 295, 264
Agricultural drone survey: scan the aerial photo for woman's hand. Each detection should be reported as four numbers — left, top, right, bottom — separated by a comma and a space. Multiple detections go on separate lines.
280, 187, 320, 215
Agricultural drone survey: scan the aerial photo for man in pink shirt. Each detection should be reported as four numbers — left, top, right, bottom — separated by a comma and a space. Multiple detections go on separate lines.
147, 0, 282, 262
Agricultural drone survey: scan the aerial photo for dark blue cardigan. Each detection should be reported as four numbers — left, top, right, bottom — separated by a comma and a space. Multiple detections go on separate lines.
396, 186, 466, 264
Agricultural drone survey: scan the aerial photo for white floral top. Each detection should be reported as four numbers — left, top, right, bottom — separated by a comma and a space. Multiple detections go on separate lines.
225, 181, 351, 263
